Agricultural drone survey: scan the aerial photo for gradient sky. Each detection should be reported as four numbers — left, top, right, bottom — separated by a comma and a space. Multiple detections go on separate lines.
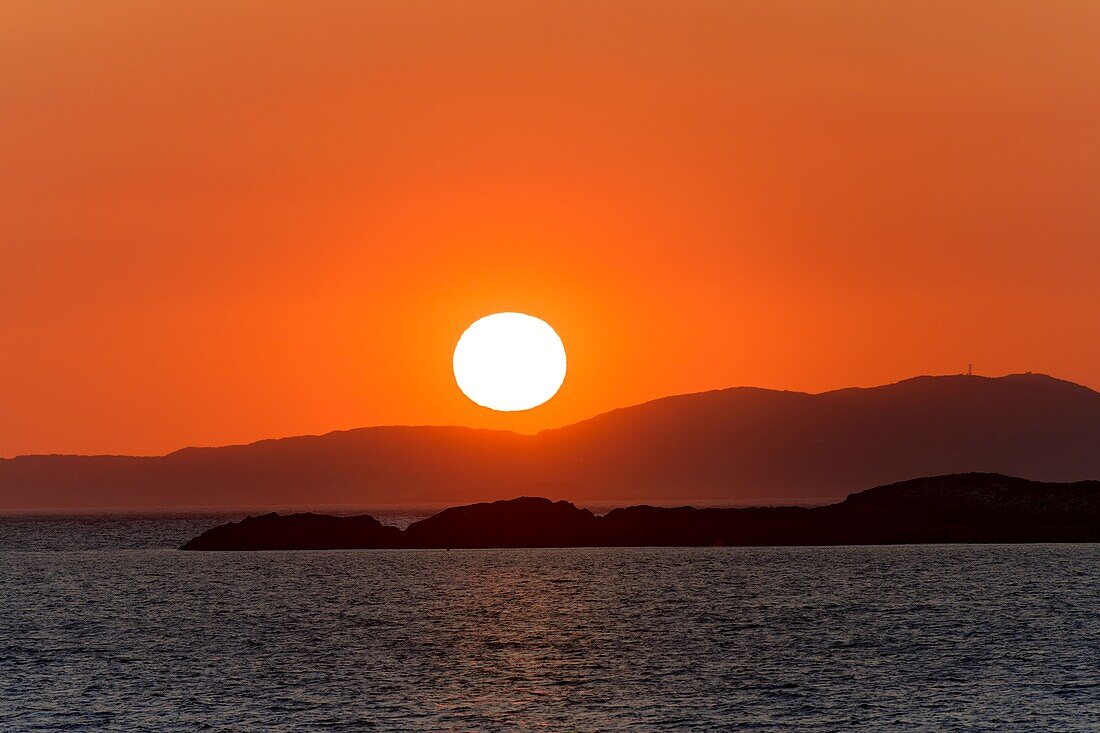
2, 1, 1099, 457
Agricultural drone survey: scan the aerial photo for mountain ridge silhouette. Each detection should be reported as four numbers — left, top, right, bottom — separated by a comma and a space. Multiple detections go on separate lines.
4, 372, 1100, 510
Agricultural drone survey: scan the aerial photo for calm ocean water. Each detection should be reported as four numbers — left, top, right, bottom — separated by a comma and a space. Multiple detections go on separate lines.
1, 514, 1098, 731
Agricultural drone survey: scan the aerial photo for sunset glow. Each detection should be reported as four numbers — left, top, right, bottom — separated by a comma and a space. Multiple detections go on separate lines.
1, 2, 1098, 458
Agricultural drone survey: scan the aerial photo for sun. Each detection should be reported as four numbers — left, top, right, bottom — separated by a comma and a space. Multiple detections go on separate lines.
453, 312, 567, 412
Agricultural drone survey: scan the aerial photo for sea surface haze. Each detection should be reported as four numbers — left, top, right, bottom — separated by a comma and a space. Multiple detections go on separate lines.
1, 514, 1097, 731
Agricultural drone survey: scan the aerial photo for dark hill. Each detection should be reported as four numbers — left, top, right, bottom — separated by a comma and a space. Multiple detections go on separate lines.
180, 473, 1100, 550
180, 512, 402, 551
536, 373, 1100, 501
6, 373, 1100, 510
403, 497, 600, 548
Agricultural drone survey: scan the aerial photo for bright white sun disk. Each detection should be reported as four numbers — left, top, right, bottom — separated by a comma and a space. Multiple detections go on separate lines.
453, 312, 566, 411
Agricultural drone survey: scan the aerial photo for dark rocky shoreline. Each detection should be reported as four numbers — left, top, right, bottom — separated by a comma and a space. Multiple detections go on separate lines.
181, 473, 1100, 550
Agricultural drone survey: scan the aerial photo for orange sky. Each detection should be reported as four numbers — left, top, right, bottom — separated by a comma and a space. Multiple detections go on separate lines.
2, 1, 1099, 457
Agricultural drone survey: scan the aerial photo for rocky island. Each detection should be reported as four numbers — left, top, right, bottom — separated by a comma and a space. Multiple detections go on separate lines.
181, 473, 1100, 550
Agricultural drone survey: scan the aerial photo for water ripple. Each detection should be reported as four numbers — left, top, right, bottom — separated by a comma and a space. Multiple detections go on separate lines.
0, 531, 1098, 730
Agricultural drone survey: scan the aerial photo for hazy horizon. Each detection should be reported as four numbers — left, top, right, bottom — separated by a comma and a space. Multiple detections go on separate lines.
5, 370, 1099, 512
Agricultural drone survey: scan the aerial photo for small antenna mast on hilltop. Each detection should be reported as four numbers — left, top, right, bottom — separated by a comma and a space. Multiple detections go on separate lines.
968, 363, 973, 376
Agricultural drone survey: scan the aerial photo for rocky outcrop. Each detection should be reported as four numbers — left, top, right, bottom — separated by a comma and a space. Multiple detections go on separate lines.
402, 497, 601, 548
180, 473, 1100, 550
180, 512, 402, 551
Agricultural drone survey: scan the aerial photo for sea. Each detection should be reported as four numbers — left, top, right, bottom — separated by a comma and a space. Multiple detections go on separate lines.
1, 510, 1098, 731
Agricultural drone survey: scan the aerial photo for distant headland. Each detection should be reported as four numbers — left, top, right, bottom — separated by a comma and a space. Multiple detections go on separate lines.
181, 473, 1100, 550
6, 373, 1100, 511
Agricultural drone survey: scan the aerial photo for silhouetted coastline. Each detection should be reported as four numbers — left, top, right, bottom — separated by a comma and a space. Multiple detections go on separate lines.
180, 473, 1100, 550
8, 373, 1100, 511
